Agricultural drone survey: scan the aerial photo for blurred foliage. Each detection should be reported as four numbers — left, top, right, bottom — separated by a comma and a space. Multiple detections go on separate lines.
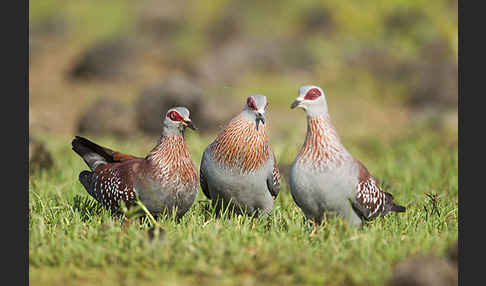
30, 0, 135, 46
29, 0, 457, 139
29, 0, 457, 63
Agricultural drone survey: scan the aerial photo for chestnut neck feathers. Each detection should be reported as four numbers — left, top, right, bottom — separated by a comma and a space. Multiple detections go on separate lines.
296, 114, 352, 170
146, 133, 198, 189
210, 112, 270, 173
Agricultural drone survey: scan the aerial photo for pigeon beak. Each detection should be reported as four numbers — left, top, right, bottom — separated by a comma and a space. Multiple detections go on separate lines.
291, 98, 303, 109
255, 112, 265, 130
184, 120, 197, 130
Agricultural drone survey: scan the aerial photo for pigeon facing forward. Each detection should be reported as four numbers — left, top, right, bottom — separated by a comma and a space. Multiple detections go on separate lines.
72, 107, 199, 219
200, 94, 280, 216
289, 85, 405, 227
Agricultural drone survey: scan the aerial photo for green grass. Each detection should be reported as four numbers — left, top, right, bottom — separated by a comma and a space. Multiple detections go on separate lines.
29, 128, 457, 286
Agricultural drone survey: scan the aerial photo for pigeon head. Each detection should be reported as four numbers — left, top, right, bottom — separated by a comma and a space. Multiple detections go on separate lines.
243, 94, 268, 130
291, 85, 328, 116
163, 107, 197, 134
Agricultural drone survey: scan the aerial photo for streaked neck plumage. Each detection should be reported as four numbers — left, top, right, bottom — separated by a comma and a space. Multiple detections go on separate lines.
210, 111, 270, 173
296, 111, 352, 171
146, 130, 197, 188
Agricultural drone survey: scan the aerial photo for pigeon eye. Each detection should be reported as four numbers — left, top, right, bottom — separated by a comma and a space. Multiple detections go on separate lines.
304, 88, 321, 100
247, 97, 257, 110
167, 111, 183, 121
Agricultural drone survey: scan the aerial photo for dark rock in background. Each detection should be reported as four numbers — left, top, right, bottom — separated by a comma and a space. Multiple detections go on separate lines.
196, 39, 262, 84
198, 93, 241, 133
76, 97, 136, 137
300, 4, 334, 34
388, 254, 458, 286
68, 38, 135, 80
196, 37, 316, 83
29, 137, 54, 173
409, 39, 458, 112
136, 76, 240, 134
136, 76, 204, 135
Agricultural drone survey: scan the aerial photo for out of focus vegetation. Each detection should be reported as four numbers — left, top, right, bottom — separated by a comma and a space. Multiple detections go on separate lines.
29, 0, 457, 140
29, 1, 458, 285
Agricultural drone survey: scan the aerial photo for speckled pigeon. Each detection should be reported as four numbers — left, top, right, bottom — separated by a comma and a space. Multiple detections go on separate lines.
72, 107, 199, 219
200, 94, 281, 216
289, 85, 406, 227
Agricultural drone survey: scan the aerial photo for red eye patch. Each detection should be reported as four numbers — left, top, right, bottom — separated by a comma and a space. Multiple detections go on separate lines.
247, 97, 257, 110
167, 111, 184, 122
304, 88, 321, 100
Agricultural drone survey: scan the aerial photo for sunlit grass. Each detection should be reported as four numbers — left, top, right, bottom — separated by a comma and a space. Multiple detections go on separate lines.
29, 128, 457, 286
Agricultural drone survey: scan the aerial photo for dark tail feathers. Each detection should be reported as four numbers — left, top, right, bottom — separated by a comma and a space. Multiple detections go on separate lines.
79, 170, 93, 190
391, 204, 406, 213
72, 136, 113, 171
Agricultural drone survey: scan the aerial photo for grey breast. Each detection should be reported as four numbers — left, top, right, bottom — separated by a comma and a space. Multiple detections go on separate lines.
202, 147, 274, 213
290, 160, 360, 220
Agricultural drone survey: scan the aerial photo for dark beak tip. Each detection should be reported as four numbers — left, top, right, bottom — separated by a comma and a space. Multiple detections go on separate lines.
255, 117, 265, 130
185, 120, 197, 130
291, 99, 303, 109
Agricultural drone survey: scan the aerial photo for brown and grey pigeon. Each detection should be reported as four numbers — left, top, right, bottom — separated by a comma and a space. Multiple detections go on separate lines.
289, 85, 405, 227
72, 107, 199, 219
200, 94, 280, 216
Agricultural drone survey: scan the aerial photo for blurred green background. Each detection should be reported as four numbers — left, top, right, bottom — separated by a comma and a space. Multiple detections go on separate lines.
29, 0, 457, 144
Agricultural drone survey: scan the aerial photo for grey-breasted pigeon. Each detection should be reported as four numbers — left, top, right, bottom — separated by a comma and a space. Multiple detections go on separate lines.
289, 85, 405, 227
200, 94, 280, 216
